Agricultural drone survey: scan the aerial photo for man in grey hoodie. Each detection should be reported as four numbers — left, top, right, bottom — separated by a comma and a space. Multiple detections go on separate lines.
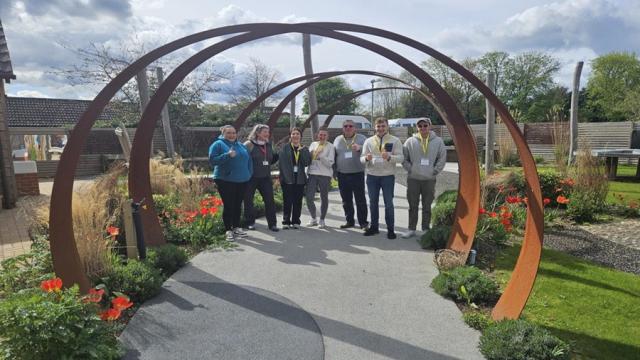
401, 117, 447, 238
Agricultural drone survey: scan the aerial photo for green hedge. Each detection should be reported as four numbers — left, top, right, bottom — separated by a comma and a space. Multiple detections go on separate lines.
479, 319, 570, 360
431, 266, 500, 304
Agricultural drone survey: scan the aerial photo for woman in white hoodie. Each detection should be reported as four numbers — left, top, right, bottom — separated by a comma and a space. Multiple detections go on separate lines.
305, 127, 335, 228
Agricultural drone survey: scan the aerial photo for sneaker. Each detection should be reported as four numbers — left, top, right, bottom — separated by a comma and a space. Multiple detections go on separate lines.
318, 219, 326, 228
291, 224, 300, 229
340, 222, 355, 229
283, 224, 290, 230
401, 230, 416, 239
269, 226, 280, 232
387, 231, 397, 240
246, 224, 256, 230
233, 228, 247, 237
359, 222, 370, 230
364, 228, 379, 236
307, 219, 318, 227
225, 230, 236, 242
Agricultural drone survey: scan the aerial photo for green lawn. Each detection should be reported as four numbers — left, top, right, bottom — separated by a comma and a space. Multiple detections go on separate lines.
495, 245, 640, 360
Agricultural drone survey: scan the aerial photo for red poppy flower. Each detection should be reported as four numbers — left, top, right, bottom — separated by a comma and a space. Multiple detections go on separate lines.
543, 198, 551, 206
200, 208, 208, 215
84, 288, 105, 303
479, 208, 486, 215
112, 296, 134, 310
213, 197, 223, 207
40, 278, 63, 292
489, 212, 498, 218
208, 207, 218, 215
557, 195, 570, 204
107, 226, 120, 237
100, 308, 122, 321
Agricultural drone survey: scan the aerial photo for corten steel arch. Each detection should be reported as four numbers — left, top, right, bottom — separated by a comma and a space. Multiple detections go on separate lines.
127, 25, 480, 274
49, 22, 540, 320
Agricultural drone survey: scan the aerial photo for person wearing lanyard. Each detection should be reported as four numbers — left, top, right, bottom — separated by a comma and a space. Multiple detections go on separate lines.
306, 127, 335, 228
361, 117, 404, 239
333, 119, 369, 230
208, 125, 252, 242
278, 127, 311, 229
401, 117, 447, 238
243, 124, 280, 232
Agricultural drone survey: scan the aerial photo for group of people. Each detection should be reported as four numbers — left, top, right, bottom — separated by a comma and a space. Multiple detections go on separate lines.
208, 117, 446, 242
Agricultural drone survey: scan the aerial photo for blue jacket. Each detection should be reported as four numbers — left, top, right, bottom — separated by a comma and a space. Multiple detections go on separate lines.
208, 135, 253, 182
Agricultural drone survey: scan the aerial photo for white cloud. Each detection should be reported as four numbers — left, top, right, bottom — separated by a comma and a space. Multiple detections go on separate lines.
14, 90, 50, 98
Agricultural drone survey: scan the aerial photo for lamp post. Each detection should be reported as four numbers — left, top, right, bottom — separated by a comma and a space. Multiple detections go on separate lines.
370, 78, 381, 123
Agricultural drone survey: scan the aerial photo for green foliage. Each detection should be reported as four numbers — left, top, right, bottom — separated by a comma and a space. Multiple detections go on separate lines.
146, 244, 188, 278
534, 155, 546, 164
431, 201, 457, 227
476, 214, 509, 246
479, 319, 570, 360
302, 77, 358, 115
431, 266, 500, 304
436, 190, 458, 204
0, 236, 53, 298
419, 226, 450, 250
565, 189, 602, 223
102, 260, 163, 304
0, 286, 123, 360
462, 310, 492, 331
586, 52, 640, 122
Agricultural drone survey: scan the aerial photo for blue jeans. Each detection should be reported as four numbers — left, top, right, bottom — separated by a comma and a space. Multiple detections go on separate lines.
366, 174, 395, 232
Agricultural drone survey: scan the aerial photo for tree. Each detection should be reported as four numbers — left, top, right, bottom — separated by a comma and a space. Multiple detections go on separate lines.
585, 52, 640, 122
302, 77, 359, 115
478, 51, 510, 96
375, 76, 408, 119
228, 57, 283, 125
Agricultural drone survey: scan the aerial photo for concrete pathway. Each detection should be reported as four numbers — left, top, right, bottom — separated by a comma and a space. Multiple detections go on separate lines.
121, 177, 483, 360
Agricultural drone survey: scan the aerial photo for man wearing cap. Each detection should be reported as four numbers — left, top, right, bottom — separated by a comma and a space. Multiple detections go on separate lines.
401, 117, 446, 238
361, 117, 404, 239
333, 119, 369, 229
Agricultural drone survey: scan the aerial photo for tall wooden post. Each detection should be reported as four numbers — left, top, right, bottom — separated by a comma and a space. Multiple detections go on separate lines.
485, 72, 496, 175
136, 69, 152, 154
289, 97, 296, 130
155, 67, 176, 158
569, 61, 583, 165
0, 80, 17, 208
302, 34, 319, 138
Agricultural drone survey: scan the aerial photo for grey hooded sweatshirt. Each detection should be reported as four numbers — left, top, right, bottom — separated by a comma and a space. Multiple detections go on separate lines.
402, 131, 446, 180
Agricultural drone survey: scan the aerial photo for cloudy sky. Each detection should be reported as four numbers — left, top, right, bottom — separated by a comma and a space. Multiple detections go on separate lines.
1, 0, 639, 109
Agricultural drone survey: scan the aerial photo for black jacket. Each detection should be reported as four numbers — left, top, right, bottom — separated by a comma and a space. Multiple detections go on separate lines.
278, 143, 311, 185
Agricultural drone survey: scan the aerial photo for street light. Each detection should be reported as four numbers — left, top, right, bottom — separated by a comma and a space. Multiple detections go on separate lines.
370, 78, 381, 123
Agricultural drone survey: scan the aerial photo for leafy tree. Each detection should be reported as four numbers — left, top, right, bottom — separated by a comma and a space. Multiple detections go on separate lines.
302, 77, 359, 115
478, 51, 510, 96
586, 52, 640, 122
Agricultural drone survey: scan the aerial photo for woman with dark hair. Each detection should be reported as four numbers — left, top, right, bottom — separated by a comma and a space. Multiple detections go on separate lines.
209, 125, 252, 241
243, 124, 280, 232
278, 127, 310, 229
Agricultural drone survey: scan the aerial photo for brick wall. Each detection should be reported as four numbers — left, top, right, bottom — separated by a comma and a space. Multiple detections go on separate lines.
15, 173, 39, 195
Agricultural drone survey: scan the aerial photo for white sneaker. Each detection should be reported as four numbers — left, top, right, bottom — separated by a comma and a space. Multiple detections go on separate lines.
291, 224, 299, 229
225, 230, 236, 242
307, 218, 318, 227
401, 230, 416, 239
318, 219, 326, 228
233, 228, 247, 237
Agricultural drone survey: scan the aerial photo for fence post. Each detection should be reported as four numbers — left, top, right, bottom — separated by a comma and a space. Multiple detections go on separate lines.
485, 72, 496, 174
122, 199, 139, 259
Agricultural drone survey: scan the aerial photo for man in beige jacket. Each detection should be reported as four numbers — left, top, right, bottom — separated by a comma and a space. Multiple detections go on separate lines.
360, 117, 404, 239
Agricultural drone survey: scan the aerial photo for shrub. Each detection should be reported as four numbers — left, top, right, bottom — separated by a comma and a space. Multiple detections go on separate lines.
419, 226, 450, 250
463, 310, 492, 331
432, 201, 457, 227
146, 244, 188, 278
479, 319, 570, 360
431, 266, 500, 304
0, 286, 123, 359
534, 155, 546, 164
436, 190, 458, 204
565, 190, 602, 223
102, 260, 163, 304
0, 236, 53, 298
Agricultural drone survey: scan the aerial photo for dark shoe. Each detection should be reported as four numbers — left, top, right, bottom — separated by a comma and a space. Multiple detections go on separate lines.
340, 222, 355, 229
387, 231, 397, 240
364, 228, 379, 236
269, 226, 280, 232
359, 222, 370, 230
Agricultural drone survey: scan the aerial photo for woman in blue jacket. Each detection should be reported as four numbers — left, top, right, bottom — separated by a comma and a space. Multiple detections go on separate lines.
209, 125, 252, 241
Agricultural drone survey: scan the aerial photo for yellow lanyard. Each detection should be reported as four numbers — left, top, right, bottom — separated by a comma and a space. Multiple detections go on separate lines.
343, 135, 355, 148
373, 134, 389, 153
312, 142, 325, 160
291, 144, 300, 164
418, 133, 430, 155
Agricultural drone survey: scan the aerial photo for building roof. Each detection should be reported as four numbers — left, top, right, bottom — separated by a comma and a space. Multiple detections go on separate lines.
6, 96, 139, 128
0, 20, 16, 83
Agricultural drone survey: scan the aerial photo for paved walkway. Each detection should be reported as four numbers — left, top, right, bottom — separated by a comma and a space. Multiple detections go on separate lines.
121, 178, 483, 360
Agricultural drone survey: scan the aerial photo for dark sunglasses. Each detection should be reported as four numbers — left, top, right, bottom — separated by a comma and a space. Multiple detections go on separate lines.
343, 125, 354, 128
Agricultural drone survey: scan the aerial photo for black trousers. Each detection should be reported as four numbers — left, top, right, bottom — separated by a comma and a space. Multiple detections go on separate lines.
244, 176, 278, 228
282, 182, 305, 225
337, 171, 368, 227
214, 179, 248, 231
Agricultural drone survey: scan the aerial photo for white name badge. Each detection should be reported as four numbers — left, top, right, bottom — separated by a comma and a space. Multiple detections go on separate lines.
344, 151, 353, 159
293, 166, 299, 172
420, 158, 430, 166
262, 161, 269, 166
372, 157, 382, 164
